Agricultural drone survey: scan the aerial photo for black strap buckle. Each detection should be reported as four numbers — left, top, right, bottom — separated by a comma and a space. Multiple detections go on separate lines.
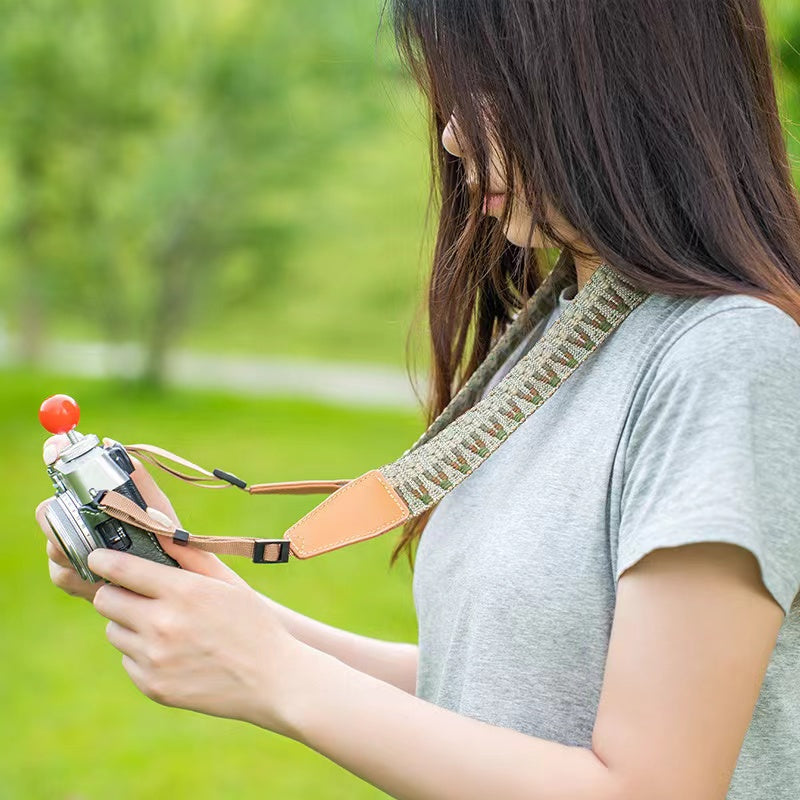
252, 539, 291, 564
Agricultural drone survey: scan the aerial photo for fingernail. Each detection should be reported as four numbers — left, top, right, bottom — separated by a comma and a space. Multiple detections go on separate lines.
88, 549, 111, 571
43, 443, 58, 464
146, 507, 173, 528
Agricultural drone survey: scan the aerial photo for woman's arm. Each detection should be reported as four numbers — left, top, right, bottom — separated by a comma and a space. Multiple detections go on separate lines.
274, 541, 782, 800
84, 537, 782, 799
258, 593, 418, 694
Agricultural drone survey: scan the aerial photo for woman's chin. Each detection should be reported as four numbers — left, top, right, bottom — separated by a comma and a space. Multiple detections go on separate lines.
501, 224, 545, 249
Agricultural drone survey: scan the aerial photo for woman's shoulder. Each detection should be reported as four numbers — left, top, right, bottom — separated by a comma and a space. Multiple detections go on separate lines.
613, 291, 800, 440
635, 289, 800, 378
616, 290, 800, 619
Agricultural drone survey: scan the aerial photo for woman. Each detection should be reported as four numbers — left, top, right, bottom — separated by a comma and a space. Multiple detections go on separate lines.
36, 1, 800, 798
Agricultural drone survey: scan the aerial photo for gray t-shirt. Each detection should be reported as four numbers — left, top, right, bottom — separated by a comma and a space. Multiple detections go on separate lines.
413, 278, 800, 799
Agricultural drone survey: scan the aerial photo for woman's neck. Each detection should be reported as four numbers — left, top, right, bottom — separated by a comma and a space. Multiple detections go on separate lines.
573, 252, 606, 292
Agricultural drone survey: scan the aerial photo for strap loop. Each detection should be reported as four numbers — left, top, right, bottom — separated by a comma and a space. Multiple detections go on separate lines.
97, 489, 294, 564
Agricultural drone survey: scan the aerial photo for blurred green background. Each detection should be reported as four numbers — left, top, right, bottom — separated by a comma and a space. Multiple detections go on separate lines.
2, 0, 799, 798
1, 370, 422, 799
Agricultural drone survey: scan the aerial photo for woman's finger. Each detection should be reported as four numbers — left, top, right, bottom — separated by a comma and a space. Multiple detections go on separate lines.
156, 536, 248, 586
48, 559, 93, 600
46, 539, 71, 568
36, 499, 81, 567
121, 654, 151, 699
35, 498, 62, 549
92, 583, 152, 629
105, 620, 142, 659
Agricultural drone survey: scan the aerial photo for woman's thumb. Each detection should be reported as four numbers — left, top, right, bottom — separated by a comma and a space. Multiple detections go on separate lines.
43, 434, 70, 465
145, 506, 175, 529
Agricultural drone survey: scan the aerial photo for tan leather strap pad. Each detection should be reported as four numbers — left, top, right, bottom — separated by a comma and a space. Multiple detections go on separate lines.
283, 469, 410, 558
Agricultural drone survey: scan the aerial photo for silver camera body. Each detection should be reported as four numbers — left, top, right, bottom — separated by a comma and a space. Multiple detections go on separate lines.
44, 432, 180, 583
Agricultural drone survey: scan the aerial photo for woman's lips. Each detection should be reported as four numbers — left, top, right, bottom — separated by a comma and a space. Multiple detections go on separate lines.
481, 193, 506, 214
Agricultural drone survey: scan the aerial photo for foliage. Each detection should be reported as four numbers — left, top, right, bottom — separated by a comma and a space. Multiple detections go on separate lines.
0, 0, 431, 380
765, 0, 800, 179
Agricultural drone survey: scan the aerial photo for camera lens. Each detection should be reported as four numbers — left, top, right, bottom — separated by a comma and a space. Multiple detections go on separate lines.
44, 497, 98, 583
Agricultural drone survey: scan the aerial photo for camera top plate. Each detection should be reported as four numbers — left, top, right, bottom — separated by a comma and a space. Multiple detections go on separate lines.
59, 434, 99, 463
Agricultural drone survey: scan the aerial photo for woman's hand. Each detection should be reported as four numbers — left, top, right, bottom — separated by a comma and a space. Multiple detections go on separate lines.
87, 547, 306, 737
36, 434, 247, 601
35, 434, 304, 734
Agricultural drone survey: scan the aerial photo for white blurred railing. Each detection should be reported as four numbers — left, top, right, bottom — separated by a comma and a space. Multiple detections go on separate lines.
0, 324, 424, 411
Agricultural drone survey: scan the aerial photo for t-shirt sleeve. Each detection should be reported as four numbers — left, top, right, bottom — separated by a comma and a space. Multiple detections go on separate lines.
616, 303, 800, 616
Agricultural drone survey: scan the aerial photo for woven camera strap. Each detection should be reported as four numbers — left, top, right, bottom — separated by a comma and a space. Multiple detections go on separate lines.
95, 251, 650, 563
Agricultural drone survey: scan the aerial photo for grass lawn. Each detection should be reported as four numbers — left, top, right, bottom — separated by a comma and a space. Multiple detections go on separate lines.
0, 368, 425, 799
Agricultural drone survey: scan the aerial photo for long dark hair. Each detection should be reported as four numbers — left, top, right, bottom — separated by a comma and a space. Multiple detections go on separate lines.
381, 0, 800, 568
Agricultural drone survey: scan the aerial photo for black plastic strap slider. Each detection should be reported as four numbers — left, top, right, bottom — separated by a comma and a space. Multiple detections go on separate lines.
172, 529, 190, 546
212, 469, 247, 490
252, 539, 291, 564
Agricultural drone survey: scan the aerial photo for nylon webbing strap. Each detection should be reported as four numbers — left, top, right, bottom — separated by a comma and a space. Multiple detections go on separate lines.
95, 255, 650, 561
400, 248, 580, 454
97, 489, 290, 563
382, 259, 649, 515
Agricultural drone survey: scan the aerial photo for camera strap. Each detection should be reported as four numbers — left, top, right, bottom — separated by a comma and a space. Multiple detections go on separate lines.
95, 250, 650, 563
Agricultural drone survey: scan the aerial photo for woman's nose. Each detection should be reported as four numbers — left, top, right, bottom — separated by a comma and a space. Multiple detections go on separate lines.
441, 115, 464, 158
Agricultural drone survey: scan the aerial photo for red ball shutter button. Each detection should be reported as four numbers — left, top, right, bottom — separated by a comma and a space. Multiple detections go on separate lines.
39, 394, 81, 435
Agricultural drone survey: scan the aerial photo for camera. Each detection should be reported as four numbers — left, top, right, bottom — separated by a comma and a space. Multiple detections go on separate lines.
41, 396, 179, 583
